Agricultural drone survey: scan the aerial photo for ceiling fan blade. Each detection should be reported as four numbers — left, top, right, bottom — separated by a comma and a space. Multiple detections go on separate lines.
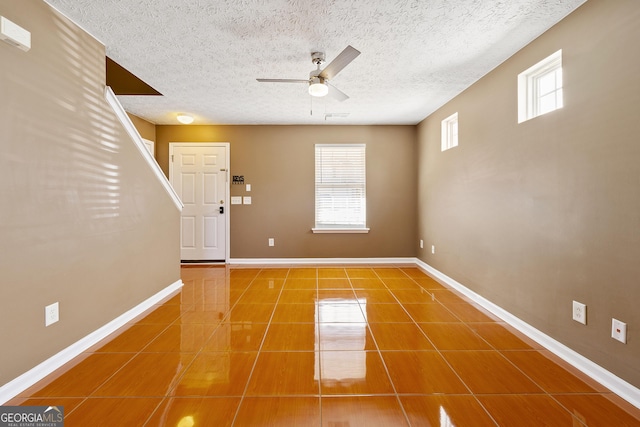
319, 45, 361, 80
256, 78, 309, 83
327, 83, 349, 102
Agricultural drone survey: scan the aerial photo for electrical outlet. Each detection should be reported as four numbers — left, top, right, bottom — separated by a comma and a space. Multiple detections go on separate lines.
268, 238, 274, 247
572, 301, 587, 325
431, 245, 435, 254
420, 239, 424, 249
611, 318, 627, 344
45, 302, 59, 327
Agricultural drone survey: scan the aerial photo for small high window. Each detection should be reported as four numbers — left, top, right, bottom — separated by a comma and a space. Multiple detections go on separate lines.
518, 50, 563, 123
441, 112, 458, 151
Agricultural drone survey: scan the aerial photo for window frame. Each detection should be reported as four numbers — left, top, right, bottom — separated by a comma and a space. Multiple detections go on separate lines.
441, 112, 459, 151
312, 143, 369, 234
518, 49, 563, 123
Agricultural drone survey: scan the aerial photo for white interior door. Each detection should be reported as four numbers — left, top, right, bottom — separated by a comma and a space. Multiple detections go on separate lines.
170, 143, 229, 261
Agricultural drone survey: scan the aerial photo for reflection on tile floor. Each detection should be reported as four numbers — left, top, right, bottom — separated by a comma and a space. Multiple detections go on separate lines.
8, 265, 640, 426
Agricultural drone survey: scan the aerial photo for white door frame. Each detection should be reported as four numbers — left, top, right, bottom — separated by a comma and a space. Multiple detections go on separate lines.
169, 142, 230, 263
142, 138, 155, 158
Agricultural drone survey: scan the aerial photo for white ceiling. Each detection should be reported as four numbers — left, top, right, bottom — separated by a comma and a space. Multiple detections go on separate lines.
45, 0, 586, 125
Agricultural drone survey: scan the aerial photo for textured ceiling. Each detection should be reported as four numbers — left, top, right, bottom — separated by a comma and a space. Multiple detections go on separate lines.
45, 0, 586, 125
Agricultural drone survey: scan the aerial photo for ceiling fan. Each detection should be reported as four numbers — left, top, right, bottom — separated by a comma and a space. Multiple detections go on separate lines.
257, 45, 361, 102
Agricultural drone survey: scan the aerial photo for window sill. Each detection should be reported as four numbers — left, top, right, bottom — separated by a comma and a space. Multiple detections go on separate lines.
312, 228, 370, 234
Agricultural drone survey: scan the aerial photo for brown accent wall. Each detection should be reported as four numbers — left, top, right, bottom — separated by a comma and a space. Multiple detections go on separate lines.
156, 125, 417, 258
0, 1, 180, 386
127, 113, 156, 142
417, 0, 640, 386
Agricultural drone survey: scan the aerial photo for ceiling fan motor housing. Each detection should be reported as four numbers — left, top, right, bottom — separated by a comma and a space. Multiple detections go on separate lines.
311, 51, 325, 66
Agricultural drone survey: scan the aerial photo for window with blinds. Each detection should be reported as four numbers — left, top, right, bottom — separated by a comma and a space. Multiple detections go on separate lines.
313, 144, 369, 233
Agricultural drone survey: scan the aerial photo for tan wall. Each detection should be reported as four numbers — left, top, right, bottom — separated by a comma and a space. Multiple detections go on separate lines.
156, 125, 418, 258
0, 0, 180, 386
417, 0, 640, 386
127, 113, 156, 142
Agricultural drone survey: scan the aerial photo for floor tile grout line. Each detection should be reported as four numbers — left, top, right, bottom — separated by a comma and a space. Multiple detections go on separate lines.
139, 270, 252, 416
397, 268, 578, 426
375, 267, 505, 425
368, 267, 417, 427
492, 347, 596, 425
229, 267, 289, 427
170, 271, 258, 424
80, 303, 183, 398
109, 275, 239, 425
316, 268, 322, 427
321, 268, 389, 425
25, 292, 198, 417
424, 283, 592, 423
141, 395, 179, 427
413, 300, 506, 424
83, 300, 204, 424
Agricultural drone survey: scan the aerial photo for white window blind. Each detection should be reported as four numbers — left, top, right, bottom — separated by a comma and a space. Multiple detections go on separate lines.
314, 144, 367, 232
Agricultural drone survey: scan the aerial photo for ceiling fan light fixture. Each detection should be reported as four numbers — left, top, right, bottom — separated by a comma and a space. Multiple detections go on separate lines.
176, 113, 194, 124
308, 77, 328, 97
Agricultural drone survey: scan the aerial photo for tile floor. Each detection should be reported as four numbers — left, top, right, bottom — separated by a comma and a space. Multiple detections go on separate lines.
8, 265, 640, 426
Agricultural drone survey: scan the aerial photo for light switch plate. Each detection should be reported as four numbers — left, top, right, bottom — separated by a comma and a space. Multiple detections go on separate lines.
231, 196, 242, 205
243, 196, 252, 205
246, 184, 251, 192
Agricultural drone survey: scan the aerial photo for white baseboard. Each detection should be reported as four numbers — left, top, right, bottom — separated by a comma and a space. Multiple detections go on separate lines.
228, 257, 417, 265
0, 279, 183, 404
415, 259, 640, 409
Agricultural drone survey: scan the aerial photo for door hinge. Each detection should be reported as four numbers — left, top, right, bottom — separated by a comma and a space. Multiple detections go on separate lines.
171, 154, 174, 162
